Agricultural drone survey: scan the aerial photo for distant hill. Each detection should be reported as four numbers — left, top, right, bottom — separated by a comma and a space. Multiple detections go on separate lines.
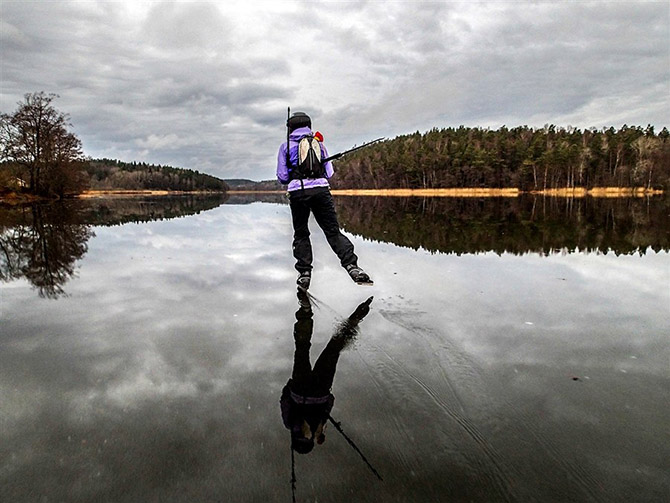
86, 159, 229, 192
225, 179, 283, 191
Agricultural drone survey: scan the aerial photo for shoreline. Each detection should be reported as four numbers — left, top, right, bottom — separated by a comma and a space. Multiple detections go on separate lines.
331, 188, 520, 197
332, 187, 665, 198
1, 187, 664, 204
0, 192, 43, 205
0, 189, 227, 205
77, 189, 227, 199
231, 187, 665, 198
528, 187, 665, 198
226, 190, 285, 194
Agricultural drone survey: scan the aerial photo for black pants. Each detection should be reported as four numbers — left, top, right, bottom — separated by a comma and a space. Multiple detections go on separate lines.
289, 187, 357, 273
292, 310, 345, 397
291, 294, 367, 396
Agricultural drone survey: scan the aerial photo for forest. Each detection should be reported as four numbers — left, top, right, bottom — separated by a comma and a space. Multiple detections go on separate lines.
85, 159, 229, 192
330, 125, 670, 191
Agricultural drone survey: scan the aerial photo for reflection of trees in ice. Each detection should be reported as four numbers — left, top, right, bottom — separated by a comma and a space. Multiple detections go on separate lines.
0, 205, 92, 298
336, 195, 670, 256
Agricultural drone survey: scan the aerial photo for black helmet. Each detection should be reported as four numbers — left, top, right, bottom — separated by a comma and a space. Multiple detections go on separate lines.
287, 112, 311, 132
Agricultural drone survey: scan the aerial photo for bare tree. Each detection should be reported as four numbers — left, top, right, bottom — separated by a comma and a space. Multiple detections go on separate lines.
0, 92, 88, 197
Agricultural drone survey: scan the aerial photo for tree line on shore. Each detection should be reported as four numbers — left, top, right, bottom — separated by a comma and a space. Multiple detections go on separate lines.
330, 125, 670, 191
86, 159, 228, 192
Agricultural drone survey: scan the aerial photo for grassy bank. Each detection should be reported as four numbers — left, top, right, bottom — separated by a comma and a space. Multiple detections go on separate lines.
331, 187, 664, 198
331, 188, 520, 197
0, 189, 225, 204
0, 191, 43, 205
528, 187, 665, 197
226, 190, 285, 195
77, 189, 226, 198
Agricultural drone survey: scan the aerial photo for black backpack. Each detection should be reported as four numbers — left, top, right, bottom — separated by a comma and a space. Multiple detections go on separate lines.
289, 135, 325, 180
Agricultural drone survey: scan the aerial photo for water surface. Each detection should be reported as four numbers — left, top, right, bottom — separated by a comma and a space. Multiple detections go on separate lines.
2, 195, 669, 502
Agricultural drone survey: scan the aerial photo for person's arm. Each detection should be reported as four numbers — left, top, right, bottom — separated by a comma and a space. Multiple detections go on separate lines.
277, 143, 290, 184
325, 394, 335, 415
280, 384, 293, 428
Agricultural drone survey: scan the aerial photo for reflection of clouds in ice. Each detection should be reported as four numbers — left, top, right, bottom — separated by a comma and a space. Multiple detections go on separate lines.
342, 237, 670, 378
556, 250, 669, 297
77, 348, 234, 418
1, 203, 301, 431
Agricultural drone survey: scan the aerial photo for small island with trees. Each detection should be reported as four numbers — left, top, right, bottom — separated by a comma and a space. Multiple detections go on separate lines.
0, 92, 229, 203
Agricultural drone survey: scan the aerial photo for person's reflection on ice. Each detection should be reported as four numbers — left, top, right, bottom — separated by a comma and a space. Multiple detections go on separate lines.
280, 289, 372, 455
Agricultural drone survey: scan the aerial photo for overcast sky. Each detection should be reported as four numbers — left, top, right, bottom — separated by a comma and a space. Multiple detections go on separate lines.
1, 1, 668, 181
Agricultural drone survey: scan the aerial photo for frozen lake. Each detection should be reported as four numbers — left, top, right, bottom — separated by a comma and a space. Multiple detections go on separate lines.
2, 195, 669, 502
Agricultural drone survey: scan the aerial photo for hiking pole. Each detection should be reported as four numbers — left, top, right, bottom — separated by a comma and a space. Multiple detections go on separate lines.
327, 415, 384, 481
286, 107, 291, 169
322, 137, 385, 163
290, 446, 297, 503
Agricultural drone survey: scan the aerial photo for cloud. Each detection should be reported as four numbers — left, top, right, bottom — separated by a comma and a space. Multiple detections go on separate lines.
345, 1, 670, 134
1, 0, 668, 180
143, 2, 232, 52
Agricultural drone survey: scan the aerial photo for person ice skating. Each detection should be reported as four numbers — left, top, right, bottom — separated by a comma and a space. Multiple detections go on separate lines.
277, 111, 372, 290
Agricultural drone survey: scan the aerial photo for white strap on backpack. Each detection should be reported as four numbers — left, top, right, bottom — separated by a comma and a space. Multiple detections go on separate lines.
298, 136, 321, 165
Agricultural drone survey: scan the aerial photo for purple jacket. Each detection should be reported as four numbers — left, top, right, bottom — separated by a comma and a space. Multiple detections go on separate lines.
277, 126, 334, 192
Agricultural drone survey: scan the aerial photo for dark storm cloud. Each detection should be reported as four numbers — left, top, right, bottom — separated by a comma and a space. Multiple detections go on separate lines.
1, 1, 668, 180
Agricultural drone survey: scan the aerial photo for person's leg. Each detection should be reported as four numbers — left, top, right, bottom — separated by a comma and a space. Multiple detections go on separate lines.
291, 301, 314, 395
289, 193, 313, 273
311, 336, 346, 394
310, 190, 358, 268
312, 295, 372, 393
